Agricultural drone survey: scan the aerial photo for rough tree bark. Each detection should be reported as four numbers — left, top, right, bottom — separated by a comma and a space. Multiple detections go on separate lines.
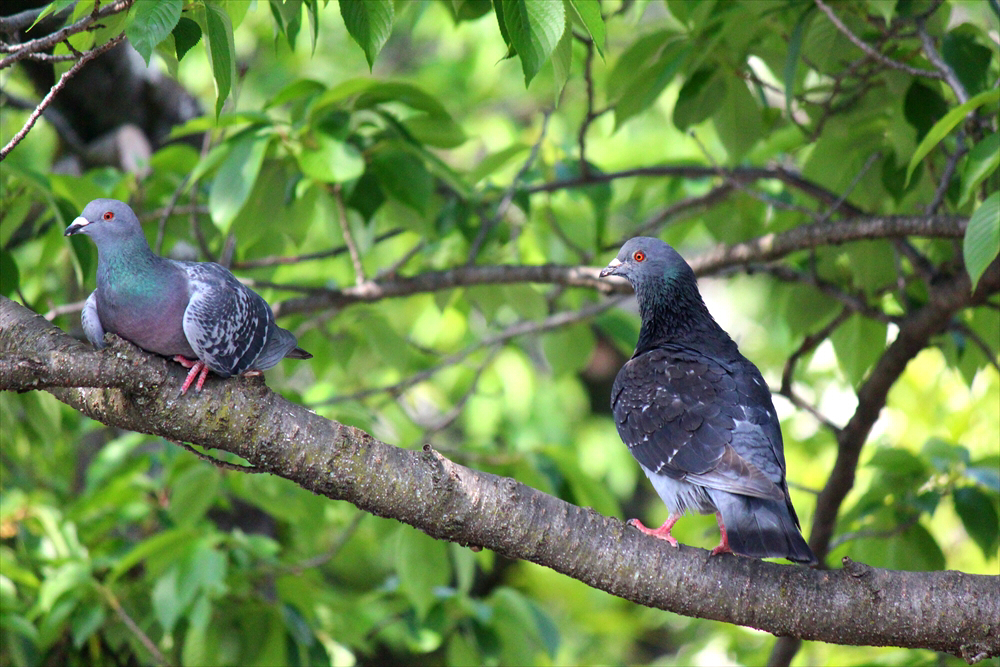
2, 296, 998, 663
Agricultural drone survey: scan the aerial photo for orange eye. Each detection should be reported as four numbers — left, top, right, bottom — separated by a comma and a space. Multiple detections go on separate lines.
633, 250, 645, 262
102, 211, 113, 221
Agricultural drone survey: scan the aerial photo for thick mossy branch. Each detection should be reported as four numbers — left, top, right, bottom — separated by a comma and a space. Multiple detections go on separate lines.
1, 296, 998, 661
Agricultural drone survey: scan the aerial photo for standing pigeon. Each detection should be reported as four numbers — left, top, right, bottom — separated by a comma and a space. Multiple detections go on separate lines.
65, 199, 311, 394
600, 237, 815, 564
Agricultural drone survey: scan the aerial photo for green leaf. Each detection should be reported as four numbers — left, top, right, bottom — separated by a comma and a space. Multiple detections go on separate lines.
396, 525, 450, 619
172, 16, 202, 62
830, 314, 887, 387
903, 81, 949, 142
71, 604, 106, 649
0, 250, 20, 298
338, 0, 394, 69
37, 562, 91, 612
468, 144, 530, 183
108, 528, 198, 583
126, 0, 182, 66
612, 39, 690, 129
568, 0, 605, 57
209, 132, 272, 234
968, 459, 1000, 492
865, 0, 895, 25
265, 78, 326, 109
500, 0, 567, 86
297, 132, 365, 184
714, 75, 764, 160
447, 0, 493, 23
673, 68, 725, 131
959, 132, 1000, 206
941, 29, 993, 97
27, 0, 75, 32
550, 19, 573, 104
847, 521, 945, 571
204, 2, 236, 117
963, 192, 1000, 291
906, 88, 999, 187
783, 7, 812, 120
370, 146, 433, 214
953, 486, 1000, 558
269, 0, 303, 49
167, 465, 221, 526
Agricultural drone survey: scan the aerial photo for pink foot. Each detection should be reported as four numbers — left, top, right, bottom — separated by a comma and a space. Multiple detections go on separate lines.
627, 515, 680, 548
174, 356, 210, 394
709, 512, 735, 557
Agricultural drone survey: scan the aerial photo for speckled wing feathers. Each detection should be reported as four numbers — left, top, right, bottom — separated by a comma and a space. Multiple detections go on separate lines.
611, 346, 784, 502
180, 262, 272, 378
81, 291, 106, 349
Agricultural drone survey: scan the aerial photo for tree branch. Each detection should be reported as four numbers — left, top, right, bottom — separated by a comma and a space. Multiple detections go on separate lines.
273, 214, 968, 317
1, 296, 998, 662
0, 33, 126, 161
813, 0, 944, 80
808, 261, 1000, 562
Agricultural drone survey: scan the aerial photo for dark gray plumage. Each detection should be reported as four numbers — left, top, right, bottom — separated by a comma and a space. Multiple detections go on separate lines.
600, 237, 815, 564
66, 199, 311, 394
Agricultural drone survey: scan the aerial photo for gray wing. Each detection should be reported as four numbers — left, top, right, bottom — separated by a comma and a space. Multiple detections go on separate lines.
611, 346, 784, 501
179, 262, 273, 377
81, 291, 106, 348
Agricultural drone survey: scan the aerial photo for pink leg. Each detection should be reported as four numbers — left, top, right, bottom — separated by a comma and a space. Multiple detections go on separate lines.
627, 514, 681, 548
174, 356, 211, 394
709, 512, 735, 557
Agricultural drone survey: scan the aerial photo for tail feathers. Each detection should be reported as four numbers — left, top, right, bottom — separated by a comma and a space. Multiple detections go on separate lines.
709, 490, 816, 565
253, 326, 311, 371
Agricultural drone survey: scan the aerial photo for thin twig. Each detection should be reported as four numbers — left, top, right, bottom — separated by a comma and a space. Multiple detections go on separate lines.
233, 229, 404, 270
375, 239, 426, 280
321, 296, 627, 405
0, 34, 125, 161
915, 16, 969, 104
283, 512, 365, 575
813, 0, 943, 80
0, 4, 73, 36
828, 513, 921, 550
419, 345, 502, 435
688, 130, 820, 219
949, 322, 1000, 372
467, 111, 552, 264
779, 307, 853, 434
818, 152, 880, 223
169, 439, 264, 473
0, 0, 133, 66
45, 299, 87, 321
333, 184, 365, 285
96, 584, 170, 667
617, 184, 735, 247
925, 130, 967, 215
524, 163, 865, 216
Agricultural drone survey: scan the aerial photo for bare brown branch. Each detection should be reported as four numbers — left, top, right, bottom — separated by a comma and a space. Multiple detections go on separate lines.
273, 214, 968, 317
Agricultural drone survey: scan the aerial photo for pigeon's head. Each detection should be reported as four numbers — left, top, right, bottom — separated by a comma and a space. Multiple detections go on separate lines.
599, 237, 694, 290
65, 199, 142, 243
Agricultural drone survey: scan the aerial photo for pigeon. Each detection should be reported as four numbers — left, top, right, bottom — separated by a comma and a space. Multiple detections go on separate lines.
65, 199, 311, 394
600, 237, 815, 564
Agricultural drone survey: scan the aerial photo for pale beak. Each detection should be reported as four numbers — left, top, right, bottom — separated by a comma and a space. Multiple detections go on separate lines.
599, 257, 622, 278
64, 216, 90, 236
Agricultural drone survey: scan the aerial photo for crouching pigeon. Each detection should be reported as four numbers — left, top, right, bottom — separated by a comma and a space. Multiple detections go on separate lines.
600, 237, 815, 564
65, 199, 311, 394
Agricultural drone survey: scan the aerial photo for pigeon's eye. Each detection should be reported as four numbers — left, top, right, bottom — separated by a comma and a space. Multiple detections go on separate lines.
102, 211, 113, 221
633, 250, 645, 262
